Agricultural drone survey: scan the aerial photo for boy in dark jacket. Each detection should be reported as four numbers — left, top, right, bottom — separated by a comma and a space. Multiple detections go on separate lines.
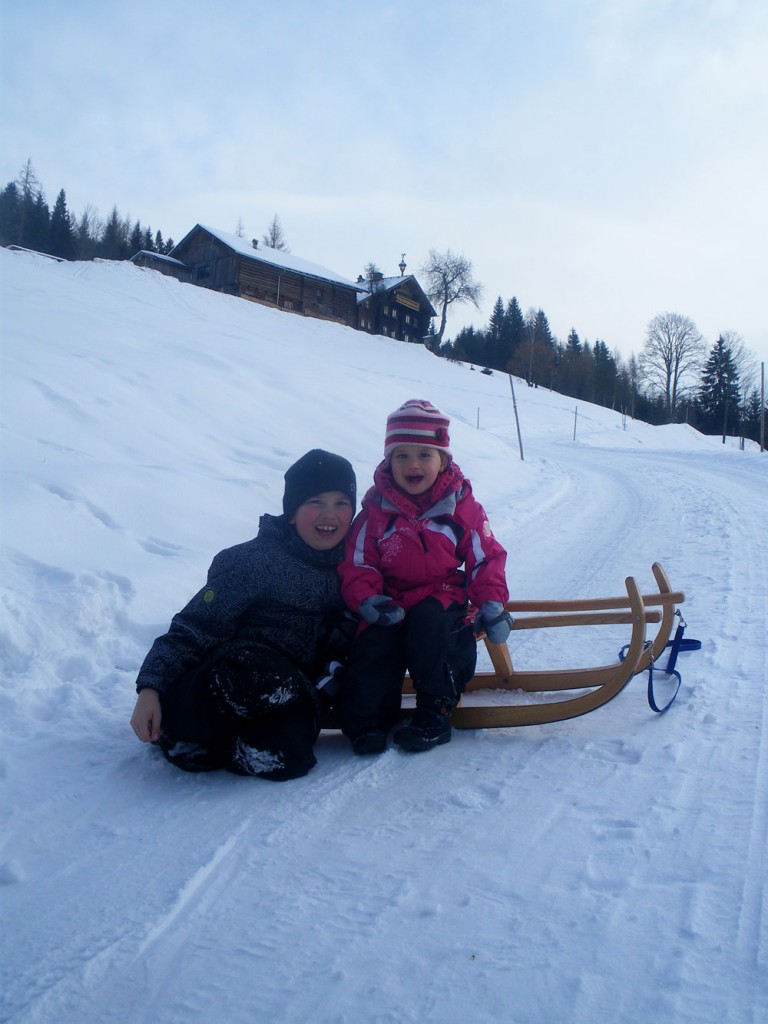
130, 449, 356, 780
339, 400, 511, 754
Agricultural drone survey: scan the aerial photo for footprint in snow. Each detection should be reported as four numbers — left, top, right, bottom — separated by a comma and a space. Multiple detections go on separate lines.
584, 739, 641, 765
0, 860, 27, 885
139, 536, 183, 556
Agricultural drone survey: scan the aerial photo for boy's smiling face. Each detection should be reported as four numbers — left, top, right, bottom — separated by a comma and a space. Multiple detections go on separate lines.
390, 445, 445, 496
290, 491, 354, 550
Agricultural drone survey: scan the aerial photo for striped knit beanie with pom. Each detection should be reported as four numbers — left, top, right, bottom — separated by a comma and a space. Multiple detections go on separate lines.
383, 399, 451, 461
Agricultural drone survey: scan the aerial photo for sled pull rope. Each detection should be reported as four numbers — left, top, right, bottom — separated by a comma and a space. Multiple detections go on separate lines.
619, 611, 701, 713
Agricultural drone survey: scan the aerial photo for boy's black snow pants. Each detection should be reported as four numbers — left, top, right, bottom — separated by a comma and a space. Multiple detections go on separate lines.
158, 642, 321, 781
339, 597, 477, 740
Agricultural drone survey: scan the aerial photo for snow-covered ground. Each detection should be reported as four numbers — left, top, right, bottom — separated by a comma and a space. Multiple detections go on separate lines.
1, 249, 766, 1024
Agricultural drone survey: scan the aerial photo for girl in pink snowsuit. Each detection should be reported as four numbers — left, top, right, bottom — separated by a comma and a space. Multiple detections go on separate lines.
338, 399, 511, 754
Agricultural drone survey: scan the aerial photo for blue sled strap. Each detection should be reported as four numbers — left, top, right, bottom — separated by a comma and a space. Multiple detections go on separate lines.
619, 613, 701, 713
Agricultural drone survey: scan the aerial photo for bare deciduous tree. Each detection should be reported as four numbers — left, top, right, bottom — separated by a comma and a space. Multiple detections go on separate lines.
262, 213, 290, 252
640, 312, 705, 421
420, 249, 482, 347
720, 330, 758, 395
362, 261, 383, 289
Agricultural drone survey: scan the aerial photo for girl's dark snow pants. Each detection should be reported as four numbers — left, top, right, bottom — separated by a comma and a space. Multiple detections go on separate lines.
339, 597, 477, 740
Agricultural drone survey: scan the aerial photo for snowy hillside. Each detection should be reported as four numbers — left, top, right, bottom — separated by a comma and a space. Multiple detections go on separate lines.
1, 249, 766, 1024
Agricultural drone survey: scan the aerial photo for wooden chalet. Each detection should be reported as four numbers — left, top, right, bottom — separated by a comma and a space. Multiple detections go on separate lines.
130, 250, 191, 283
168, 225, 361, 328
356, 271, 436, 344
132, 223, 436, 339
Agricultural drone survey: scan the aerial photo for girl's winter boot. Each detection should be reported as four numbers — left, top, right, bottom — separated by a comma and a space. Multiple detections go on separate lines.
393, 698, 454, 752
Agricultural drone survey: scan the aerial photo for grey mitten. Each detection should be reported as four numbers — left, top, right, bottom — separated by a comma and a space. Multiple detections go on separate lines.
359, 595, 405, 627
475, 600, 513, 643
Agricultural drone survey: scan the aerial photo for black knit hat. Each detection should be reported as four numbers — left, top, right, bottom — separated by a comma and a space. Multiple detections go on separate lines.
282, 449, 357, 517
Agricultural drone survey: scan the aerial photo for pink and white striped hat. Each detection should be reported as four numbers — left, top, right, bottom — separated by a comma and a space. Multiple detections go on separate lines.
384, 399, 451, 460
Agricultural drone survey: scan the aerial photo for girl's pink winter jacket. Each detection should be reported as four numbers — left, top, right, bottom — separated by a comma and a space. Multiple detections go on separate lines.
339, 461, 509, 616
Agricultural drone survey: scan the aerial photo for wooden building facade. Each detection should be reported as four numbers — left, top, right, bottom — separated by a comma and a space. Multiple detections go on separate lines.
133, 224, 436, 340
169, 225, 360, 328
357, 273, 436, 344
130, 250, 191, 283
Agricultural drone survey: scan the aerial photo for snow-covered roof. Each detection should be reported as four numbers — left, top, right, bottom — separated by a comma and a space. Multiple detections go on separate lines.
356, 274, 436, 316
187, 225, 360, 290
356, 275, 410, 303
131, 250, 187, 268
5, 244, 65, 263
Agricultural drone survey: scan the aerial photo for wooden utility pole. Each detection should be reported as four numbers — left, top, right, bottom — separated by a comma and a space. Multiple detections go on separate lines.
508, 374, 525, 461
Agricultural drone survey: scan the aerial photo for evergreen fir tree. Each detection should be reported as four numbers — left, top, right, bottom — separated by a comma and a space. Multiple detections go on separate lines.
28, 191, 51, 252
525, 309, 555, 386
593, 340, 618, 407
533, 309, 553, 349
128, 221, 145, 257
561, 329, 584, 397
487, 297, 507, 370
453, 325, 489, 366
48, 190, 76, 260
740, 388, 766, 445
99, 207, 131, 260
0, 182, 22, 245
698, 335, 742, 441
502, 297, 526, 371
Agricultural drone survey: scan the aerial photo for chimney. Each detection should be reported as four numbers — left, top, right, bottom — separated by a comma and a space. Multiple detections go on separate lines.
252, 238, 259, 249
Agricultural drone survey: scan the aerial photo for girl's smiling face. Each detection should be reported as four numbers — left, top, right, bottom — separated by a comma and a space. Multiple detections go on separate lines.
290, 491, 354, 550
390, 445, 445, 495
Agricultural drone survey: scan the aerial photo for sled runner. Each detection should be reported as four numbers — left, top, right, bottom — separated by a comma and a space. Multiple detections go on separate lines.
399, 562, 689, 729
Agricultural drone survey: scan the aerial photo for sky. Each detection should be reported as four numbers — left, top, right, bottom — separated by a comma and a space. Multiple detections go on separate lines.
2, 249, 766, 1023
2, 0, 767, 369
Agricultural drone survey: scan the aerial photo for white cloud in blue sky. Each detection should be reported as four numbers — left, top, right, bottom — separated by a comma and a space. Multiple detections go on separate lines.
2, 0, 766, 368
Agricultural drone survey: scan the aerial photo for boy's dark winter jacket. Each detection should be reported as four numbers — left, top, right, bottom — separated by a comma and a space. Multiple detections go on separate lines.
135, 514, 348, 696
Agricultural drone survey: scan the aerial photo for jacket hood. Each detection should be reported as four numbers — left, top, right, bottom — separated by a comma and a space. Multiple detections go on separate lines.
368, 459, 468, 520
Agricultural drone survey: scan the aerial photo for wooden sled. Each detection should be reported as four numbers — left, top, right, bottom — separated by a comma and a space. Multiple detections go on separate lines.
403, 562, 685, 729
449, 561, 684, 728
322, 563, 686, 731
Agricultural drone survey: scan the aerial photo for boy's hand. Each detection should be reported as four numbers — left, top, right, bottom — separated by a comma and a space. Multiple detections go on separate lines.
359, 595, 405, 627
475, 601, 513, 644
130, 688, 163, 742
